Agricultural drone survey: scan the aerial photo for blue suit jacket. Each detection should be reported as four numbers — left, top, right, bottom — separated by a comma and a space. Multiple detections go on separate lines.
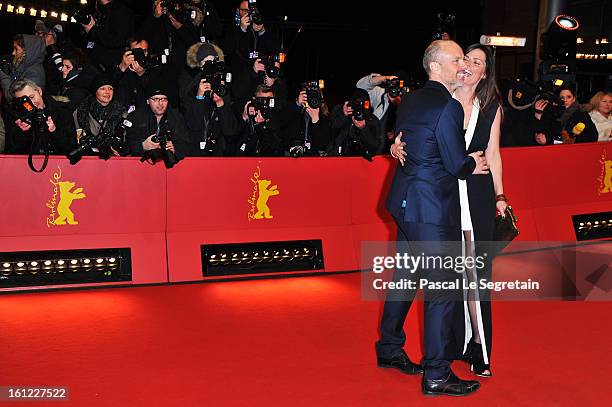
386, 80, 476, 227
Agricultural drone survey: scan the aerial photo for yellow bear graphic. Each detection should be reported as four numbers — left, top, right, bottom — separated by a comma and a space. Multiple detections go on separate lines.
254, 179, 280, 219
55, 181, 86, 225
603, 160, 612, 193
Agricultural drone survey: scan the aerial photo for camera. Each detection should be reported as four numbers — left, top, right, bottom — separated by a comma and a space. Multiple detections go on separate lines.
68, 122, 130, 165
146, 117, 179, 168
72, 8, 93, 25
161, 0, 195, 25
302, 80, 324, 109
380, 78, 407, 98
199, 60, 232, 98
248, 0, 263, 25
349, 97, 371, 121
250, 96, 275, 121
253, 53, 285, 80
128, 48, 170, 71
11, 96, 49, 135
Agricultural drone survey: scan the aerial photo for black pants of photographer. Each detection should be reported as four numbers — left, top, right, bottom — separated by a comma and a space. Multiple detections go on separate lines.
375, 215, 462, 381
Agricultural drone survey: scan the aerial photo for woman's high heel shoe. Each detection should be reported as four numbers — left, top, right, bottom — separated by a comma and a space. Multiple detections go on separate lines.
468, 340, 493, 377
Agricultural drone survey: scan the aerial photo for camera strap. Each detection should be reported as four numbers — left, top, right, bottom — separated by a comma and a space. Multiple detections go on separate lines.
27, 130, 50, 173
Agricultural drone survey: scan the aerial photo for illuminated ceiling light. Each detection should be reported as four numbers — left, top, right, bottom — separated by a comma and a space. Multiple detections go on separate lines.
576, 37, 584, 44
60, 13, 68, 21
30, 8, 36, 16
7, 4, 14, 13
554, 15, 579, 31
81, 0, 88, 4
601, 38, 609, 44
596, 39, 600, 45
50, 11, 58, 18
40, 9, 46, 17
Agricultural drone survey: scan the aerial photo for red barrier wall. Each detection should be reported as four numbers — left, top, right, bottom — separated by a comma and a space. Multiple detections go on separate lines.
0, 156, 168, 291
0, 142, 610, 289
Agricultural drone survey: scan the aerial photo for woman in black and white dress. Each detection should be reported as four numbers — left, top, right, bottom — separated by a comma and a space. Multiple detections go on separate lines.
391, 43, 507, 377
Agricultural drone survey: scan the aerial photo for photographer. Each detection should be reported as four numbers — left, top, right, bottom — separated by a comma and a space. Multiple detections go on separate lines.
34, 20, 73, 97
280, 84, 331, 157
231, 53, 289, 114
0, 34, 46, 99
234, 85, 281, 156
71, 74, 127, 160
357, 72, 407, 150
81, 0, 135, 71
183, 65, 240, 156
535, 86, 598, 145
328, 88, 383, 159
179, 41, 224, 110
57, 49, 96, 113
138, 0, 201, 75
223, 1, 281, 98
5, 79, 75, 155
125, 81, 189, 163
112, 36, 154, 111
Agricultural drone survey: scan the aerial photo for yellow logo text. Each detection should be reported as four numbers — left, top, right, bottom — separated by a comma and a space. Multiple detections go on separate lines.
248, 165, 280, 221
46, 167, 86, 227
598, 150, 612, 194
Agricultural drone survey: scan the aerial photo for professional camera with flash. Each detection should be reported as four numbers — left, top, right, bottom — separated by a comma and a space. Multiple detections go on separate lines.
302, 80, 324, 109
199, 60, 232, 97
250, 96, 275, 121
349, 97, 371, 121
380, 78, 407, 98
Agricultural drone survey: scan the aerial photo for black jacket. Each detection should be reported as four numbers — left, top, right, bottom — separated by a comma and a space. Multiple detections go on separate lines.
234, 115, 281, 157
184, 97, 240, 156
87, 0, 135, 70
279, 103, 331, 155
5, 95, 76, 155
125, 106, 190, 160
329, 104, 383, 158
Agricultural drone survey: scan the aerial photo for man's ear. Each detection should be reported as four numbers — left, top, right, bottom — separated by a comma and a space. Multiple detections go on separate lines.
429, 61, 440, 75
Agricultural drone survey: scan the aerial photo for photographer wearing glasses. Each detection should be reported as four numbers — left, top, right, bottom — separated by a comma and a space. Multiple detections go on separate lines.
328, 88, 383, 160
234, 85, 281, 156
281, 82, 331, 157
125, 81, 189, 166
5, 79, 75, 156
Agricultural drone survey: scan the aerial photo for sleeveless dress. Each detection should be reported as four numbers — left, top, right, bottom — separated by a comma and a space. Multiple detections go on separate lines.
455, 98, 499, 365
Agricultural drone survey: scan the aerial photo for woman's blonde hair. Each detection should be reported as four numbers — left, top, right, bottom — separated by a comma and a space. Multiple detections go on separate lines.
587, 91, 612, 112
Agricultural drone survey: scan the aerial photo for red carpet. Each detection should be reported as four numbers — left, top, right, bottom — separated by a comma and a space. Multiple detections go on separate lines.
0, 273, 611, 406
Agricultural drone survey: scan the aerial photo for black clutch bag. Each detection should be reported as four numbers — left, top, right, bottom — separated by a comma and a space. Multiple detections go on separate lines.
494, 206, 519, 241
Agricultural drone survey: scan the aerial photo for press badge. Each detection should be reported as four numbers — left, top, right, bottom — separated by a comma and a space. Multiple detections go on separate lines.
123, 120, 133, 128
249, 51, 259, 59
200, 36, 207, 43
305, 142, 311, 150
240, 143, 247, 152
86, 42, 95, 49
200, 141, 207, 150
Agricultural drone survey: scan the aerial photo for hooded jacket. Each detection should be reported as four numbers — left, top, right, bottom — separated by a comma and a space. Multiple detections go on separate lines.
0, 35, 47, 97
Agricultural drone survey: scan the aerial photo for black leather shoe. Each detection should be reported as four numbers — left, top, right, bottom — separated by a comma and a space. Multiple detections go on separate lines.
422, 371, 480, 397
377, 350, 424, 375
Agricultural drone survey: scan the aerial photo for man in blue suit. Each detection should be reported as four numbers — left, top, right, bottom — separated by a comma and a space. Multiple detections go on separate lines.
375, 40, 489, 397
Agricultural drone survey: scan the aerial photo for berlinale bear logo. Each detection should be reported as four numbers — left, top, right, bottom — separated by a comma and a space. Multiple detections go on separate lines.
598, 150, 612, 195
248, 166, 280, 221
47, 167, 86, 227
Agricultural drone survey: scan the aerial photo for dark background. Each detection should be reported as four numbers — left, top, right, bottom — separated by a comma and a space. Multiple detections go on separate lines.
1, 0, 610, 103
